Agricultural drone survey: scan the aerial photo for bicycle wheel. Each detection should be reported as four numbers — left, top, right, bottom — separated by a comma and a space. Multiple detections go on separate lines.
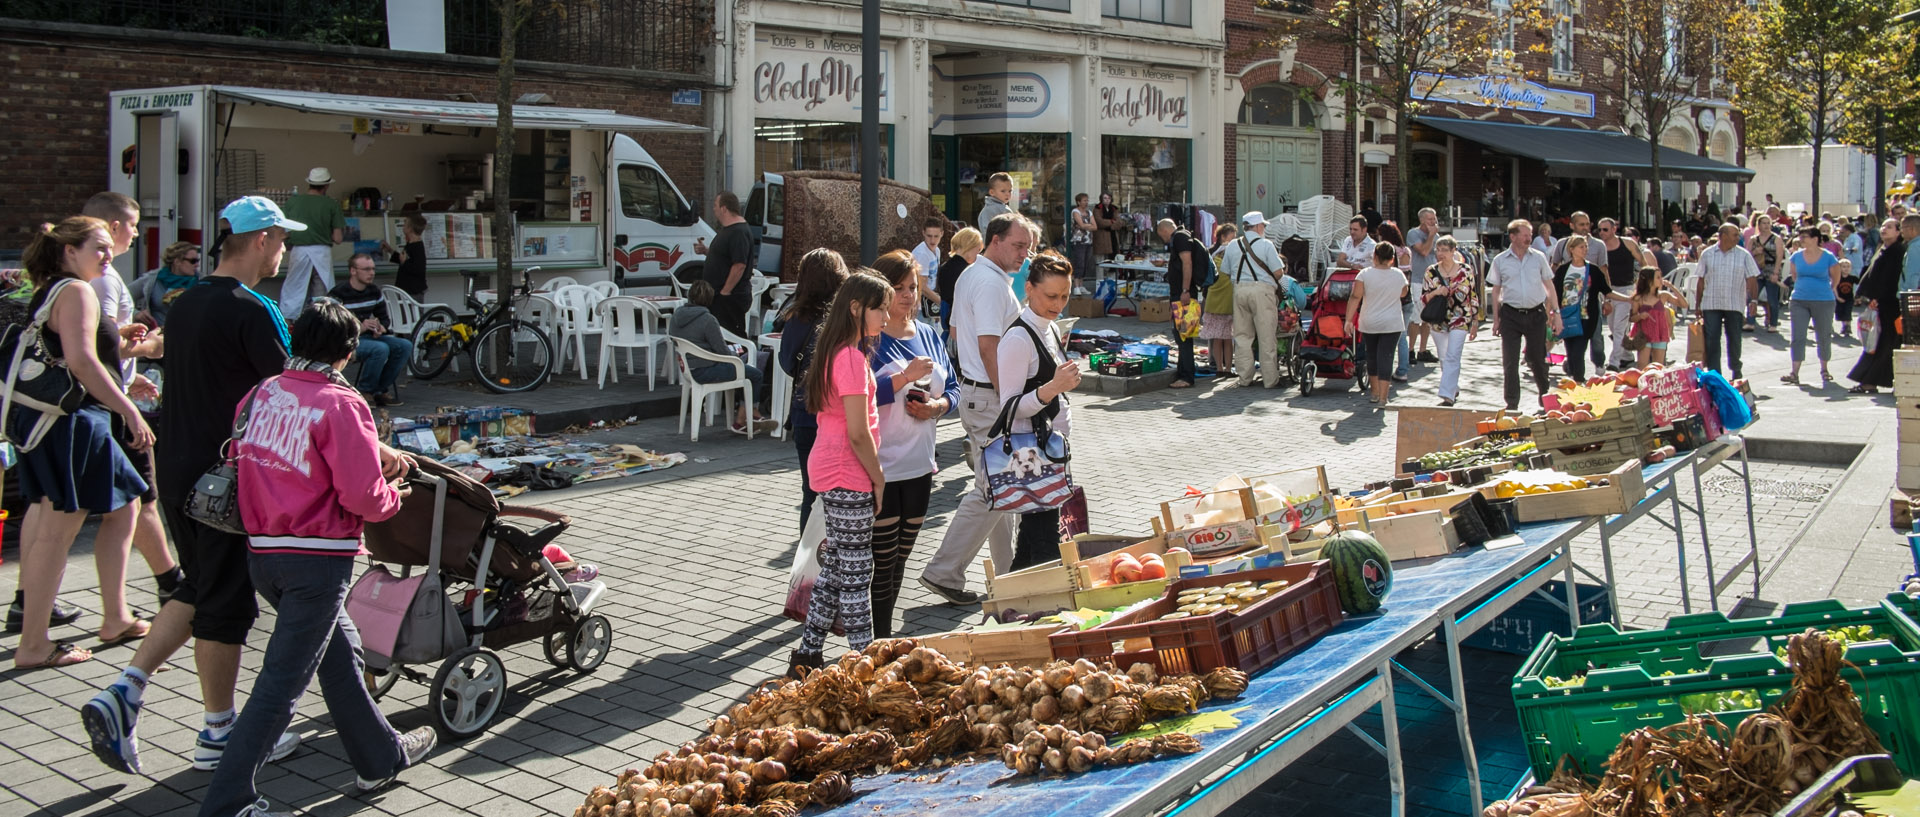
471, 319, 554, 393
408, 307, 460, 379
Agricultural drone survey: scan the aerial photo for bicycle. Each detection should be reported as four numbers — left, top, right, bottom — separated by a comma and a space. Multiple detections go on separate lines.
407, 267, 556, 393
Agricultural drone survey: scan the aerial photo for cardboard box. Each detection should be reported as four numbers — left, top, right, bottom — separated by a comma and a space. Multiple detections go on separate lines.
1138, 298, 1173, 324
1068, 296, 1107, 319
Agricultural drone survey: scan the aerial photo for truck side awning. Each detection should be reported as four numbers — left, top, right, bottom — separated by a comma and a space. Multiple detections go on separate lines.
216, 86, 705, 133
1417, 116, 1752, 183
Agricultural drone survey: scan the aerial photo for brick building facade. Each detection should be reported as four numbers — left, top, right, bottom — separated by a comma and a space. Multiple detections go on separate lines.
0, 20, 708, 249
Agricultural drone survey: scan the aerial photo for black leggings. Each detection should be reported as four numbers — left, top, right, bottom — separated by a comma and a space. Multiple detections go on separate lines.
1360, 331, 1401, 382
872, 474, 932, 639
1012, 509, 1061, 572
793, 426, 818, 531
1562, 334, 1591, 382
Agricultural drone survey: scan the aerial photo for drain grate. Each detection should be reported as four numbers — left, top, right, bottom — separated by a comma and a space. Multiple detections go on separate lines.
1703, 475, 1829, 501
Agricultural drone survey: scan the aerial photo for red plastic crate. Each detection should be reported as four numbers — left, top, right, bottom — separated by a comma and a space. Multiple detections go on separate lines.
1048, 562, 1344, 676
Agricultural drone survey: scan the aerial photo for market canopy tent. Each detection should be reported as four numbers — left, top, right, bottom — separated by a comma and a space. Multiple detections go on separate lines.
215, 86, 707, 133
1416, 117, 1753, 183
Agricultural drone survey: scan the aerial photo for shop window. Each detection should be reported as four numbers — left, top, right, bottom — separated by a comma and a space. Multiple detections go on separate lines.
754, 119, 893, 178
619, 164, 694, 226
1239, 84, 1318, 129
983, 0, 1071, 10
952, 133, 1071, 247
1101, 135, 1190, 213
1103, 0, 1192, 27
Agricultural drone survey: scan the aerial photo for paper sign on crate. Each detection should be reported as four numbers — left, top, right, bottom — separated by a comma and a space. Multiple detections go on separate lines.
1244, 466, 1336, 533
1630, 366, 1701, 426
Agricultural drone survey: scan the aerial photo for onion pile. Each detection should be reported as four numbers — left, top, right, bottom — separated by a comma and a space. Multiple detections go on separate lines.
573, 640, 1250, 817
1481, 629, 1889, 817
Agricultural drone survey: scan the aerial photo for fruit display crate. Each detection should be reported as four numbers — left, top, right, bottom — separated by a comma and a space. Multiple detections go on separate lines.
1551, 436, 1655, 476
1482, 459, 1647, 522
1528, 398, 1653, 450
1511, 596, 1920, 782
918, 623, 1073, 668
1048, 562, 1343, 677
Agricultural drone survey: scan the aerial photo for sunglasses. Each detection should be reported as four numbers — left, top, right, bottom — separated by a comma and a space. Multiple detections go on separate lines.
182, 256, 202, 264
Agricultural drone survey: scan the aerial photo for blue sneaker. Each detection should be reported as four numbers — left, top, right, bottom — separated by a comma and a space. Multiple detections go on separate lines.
81, 682, 142, 774
193, 727, 301, 771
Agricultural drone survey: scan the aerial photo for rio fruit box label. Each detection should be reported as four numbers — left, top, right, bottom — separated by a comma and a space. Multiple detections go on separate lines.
1166, 519, 1260, 556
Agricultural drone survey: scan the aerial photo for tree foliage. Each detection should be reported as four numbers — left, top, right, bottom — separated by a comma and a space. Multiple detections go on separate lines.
1258, 0, 1552, 223
1585, 0, 1727, 223
1728, 0, 1879, 212
1836, 0, 1920, 160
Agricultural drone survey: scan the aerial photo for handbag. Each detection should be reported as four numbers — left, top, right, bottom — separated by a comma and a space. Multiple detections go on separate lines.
1419, 289, 1450, 325
183, 386, 261, 535
1174, 300, 1203, 340
979, 318, 1075, 514
0, 279, 88, 451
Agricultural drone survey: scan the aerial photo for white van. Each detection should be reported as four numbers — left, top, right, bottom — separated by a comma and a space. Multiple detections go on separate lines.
108, 85, 713, 307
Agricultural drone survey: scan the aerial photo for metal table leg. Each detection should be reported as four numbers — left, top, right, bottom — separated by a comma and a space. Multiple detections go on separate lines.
1668, 471, 1693, 613
1598, 522, 1621, 627
1342, 662, 1406, 817
1690, 458, 1721, 611
1438, 618, 1483, 816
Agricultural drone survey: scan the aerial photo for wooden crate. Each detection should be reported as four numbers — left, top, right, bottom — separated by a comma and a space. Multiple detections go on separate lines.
982, 558, 1076, 619
917, 623, 1070, 668
1350, 507, 1462, 561
1245, 466, 1337, 533
1490, 459, 1647, 522
1159, 486, 1259, 531
1529, 399, 1653, 450
1336, 489, 1476, 527
1553, 437, 1654, 476
1890, 489, 1917, 531
1071, 579, 1175, 612
1071, 547, 1195, 592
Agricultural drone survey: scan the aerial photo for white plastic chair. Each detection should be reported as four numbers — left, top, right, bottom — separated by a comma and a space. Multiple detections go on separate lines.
668, 272, 692, 299
381, 286, 451, 335
551, 285, 606, 379
535, 275, 578, 293
589, 280, 621, 300
596, 296, 675, 390
1668, 263, 1698, 314
759, 333, 789, 440
744, 274, 773, 337
673, 337, 756, 442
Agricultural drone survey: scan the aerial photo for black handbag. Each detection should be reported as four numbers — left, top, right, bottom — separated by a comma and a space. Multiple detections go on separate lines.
0, 279, 89, 451
184, 387, 261, 535
1418, 271, 1452, 325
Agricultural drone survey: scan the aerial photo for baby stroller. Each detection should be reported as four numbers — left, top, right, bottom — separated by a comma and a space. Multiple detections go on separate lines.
1297, 267, 1367, 395
350, 459, 611, 738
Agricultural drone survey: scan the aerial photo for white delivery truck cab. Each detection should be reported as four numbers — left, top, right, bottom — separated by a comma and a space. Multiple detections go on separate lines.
108, 85, 711, 306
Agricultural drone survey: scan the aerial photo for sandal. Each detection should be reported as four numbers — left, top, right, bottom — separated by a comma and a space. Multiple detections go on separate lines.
1847, 384, 1877, 394
16, 641, 92, 669
98, 618, 151, 646
1168, 380, 1193, 389
1780, 374, 1799, 385
1822, 371, 1834, 384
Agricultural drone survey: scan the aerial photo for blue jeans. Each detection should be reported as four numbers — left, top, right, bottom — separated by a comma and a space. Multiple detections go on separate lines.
1748, 279, 1781, 328
199, 553, 402, 817
1395, 300, 1416, 378
355, 334, 413, 394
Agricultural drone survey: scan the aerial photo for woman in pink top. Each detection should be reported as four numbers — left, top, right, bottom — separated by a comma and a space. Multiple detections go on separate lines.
199, 302, 438, 817
790, 271, 893, 679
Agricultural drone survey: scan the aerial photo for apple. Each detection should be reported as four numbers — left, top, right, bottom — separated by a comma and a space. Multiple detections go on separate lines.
1139, 560, 1167, 580
1110, 553, 1144, 584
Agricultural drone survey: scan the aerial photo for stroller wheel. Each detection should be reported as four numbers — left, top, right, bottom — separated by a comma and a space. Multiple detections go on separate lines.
1301, 361, 1316, 396
363, 667, 399, 701
541, 629, 571, 668
563, 615, 612, 673
431, 647, 507, 739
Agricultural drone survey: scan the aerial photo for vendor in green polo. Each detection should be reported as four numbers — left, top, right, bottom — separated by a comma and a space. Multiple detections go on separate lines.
277, 167, 346, 318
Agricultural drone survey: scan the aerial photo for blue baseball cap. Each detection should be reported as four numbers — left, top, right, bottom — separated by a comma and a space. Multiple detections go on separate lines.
220, 196, 307, 233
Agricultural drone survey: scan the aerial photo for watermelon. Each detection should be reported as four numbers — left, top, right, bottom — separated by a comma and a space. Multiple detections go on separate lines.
1322, 531, 1392, 614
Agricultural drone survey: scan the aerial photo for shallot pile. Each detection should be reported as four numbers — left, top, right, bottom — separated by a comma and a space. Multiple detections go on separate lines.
1482, 629, 1888, 817
573, 640, 1250, 817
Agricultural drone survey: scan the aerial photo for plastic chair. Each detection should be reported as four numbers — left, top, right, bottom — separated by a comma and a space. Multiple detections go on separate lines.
589, 280, 621, 300
596, 296, 675, 390
744, 274, 773, 337
522, 293, 560, 349
759, 333, 789, 440
381, 286, 451, 335
672, 338, 755, 442
551, 285, 606, 379
534, 275, 578, 293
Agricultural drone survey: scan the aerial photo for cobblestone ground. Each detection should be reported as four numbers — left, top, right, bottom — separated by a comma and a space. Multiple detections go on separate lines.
0, 318, 1892, 816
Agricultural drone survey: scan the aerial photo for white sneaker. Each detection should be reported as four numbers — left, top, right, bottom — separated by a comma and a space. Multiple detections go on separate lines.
193, 728, 301, 771
356, 726, 438, 792
236, 798, 293, 817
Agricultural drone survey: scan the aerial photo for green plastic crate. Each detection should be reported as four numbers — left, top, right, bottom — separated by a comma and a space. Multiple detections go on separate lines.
1511, 595, 1920, 782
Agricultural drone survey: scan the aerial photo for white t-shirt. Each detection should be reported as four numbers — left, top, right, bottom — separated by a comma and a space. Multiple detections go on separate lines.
1355, 265, 1409, 334
911, 242, 941, 290
1340, 235, 1377, 268
950, 255, 1021, 384
1221, 235, 1284, 288
90, 272, 136, 384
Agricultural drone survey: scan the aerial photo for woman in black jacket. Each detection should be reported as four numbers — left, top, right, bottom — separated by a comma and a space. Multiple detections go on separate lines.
1847, 218, 1905, 394
776, 248, 849, 529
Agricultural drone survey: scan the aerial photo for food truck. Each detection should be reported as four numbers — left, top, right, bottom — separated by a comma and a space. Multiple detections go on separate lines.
108, 85, 711, 306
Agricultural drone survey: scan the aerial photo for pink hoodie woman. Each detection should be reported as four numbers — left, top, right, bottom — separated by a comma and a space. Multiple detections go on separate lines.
235, 369, 403, 554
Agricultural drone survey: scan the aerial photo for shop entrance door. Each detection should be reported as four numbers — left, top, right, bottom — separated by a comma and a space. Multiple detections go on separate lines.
1235, 127, 1320, 216
134, 110, 181, 271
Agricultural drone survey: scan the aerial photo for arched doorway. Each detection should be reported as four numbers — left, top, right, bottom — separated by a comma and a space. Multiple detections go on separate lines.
1236, 83, 1321, 216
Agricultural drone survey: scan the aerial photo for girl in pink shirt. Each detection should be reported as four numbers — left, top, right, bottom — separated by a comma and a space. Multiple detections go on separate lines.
790, 271, 892, 679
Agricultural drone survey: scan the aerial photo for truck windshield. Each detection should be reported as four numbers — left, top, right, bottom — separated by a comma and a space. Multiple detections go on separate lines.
618, 164, 694, 226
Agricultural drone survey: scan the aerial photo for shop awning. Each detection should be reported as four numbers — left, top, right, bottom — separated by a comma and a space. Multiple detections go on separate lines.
215, 86, 706, 133
1416, 117, 1753, 183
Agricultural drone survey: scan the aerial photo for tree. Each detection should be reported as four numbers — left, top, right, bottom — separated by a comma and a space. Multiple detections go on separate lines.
1259, 0, 1550, 223
1728, 0, 1878, 215
1838, 0, 1920, 215
490, 1, 567, 300
1586, 0, 1725, 226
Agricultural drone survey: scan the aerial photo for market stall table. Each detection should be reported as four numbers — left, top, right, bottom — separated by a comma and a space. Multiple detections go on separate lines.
1094, 261, 1166, 312
815, 516, 1598, 817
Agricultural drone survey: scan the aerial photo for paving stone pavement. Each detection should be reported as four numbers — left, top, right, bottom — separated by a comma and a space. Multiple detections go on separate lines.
0, 315, 1897, 816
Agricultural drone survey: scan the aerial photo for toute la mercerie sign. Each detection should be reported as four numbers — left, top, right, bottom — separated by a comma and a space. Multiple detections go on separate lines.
755, 31, 889, 122
1099, 63, 1191, 139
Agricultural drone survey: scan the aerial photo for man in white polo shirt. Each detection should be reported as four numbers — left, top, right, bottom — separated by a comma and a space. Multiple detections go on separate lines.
919, 213, 1028, 603
1488, 219, 1562, 411
1221, 211, 1285, 388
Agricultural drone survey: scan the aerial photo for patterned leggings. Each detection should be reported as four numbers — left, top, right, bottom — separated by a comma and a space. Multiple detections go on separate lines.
871, 474, 932, 640
799, 488, 875, 656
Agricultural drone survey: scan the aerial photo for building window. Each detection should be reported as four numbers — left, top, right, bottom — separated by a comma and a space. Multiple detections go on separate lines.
1489, 0, 1516, 65
1103, 136, 1191, 210
1551, 0, 1575, 73
754, 120, 894, 178
985, 0, 1072, 10
1240, 84, 1319, 129
948, 133, 1071, 244
1664, 14, 1686, 75
1103, 0, 1192, 27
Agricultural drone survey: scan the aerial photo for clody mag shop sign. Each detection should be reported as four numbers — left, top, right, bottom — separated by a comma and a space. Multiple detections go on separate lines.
1100, 63, 1192, 139
1411, 72, 1596, 119
754, 31, 889, 121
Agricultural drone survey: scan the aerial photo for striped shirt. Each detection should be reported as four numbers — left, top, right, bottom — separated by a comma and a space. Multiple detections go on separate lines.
1694, 243, 1762, 312
325, 281, 392, 331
